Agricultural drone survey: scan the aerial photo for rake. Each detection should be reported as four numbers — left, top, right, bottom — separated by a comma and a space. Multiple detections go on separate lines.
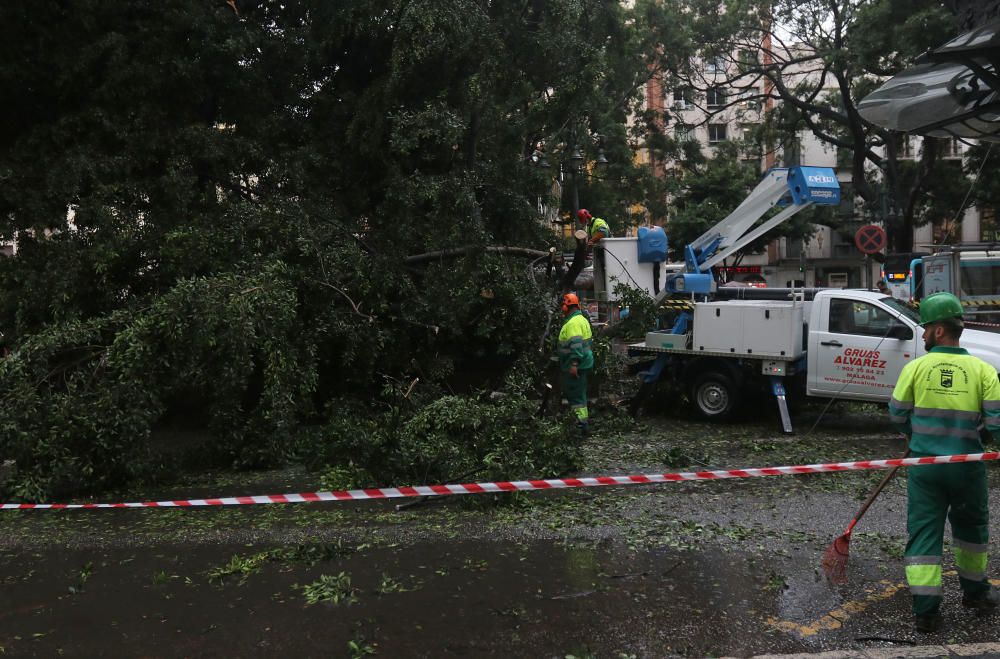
821, 447, 910, 585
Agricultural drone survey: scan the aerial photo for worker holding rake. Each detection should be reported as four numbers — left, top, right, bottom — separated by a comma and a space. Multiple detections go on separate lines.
888, 292, 1000, 633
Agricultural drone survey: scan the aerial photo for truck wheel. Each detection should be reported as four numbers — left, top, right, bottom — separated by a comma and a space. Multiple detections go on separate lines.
689, 371, 739, 420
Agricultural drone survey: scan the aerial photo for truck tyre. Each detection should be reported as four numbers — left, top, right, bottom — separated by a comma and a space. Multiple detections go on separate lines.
689, 370, 740, 420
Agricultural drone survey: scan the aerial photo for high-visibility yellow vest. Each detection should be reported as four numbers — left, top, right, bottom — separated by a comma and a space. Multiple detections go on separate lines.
889, 346, 1000, 455
557, 311, 594, 372
588, 217, 611, 241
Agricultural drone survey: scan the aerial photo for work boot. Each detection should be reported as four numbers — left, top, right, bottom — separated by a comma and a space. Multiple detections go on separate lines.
962, 588, 1000, 616
577, 421, 589, 438
914, 612, 943, 633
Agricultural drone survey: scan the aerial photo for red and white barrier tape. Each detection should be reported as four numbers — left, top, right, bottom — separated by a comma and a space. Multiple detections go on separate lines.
3, 452, 998, 510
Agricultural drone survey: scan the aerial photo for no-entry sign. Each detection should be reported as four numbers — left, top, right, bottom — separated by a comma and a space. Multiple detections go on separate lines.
854, 224, 887, 254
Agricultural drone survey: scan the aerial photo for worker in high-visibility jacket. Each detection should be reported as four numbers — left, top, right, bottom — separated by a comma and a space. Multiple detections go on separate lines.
557, 293, 594, 437
888, 292, 1000, 633
577, 209, 611, 246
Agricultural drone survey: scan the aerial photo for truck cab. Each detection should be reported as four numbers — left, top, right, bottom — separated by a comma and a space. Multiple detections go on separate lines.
807, 290, 919, 400
807, 289, 1000, 401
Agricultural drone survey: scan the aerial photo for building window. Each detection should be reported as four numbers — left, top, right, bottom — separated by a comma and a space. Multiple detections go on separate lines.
675, 124, 694, 142
737, 49, 760, 72
706, 87, 726, 108
708, 123, 728, 143
937, 137, 962, 158
736, 86, 761, 109
705, 55, 727, 73
672, 88, 691, 110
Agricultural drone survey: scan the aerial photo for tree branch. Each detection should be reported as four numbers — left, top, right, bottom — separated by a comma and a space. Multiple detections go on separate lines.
404, 245, 552, 264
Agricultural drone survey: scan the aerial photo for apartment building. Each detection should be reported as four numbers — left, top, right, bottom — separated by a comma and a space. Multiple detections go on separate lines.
640, 45, 986, 289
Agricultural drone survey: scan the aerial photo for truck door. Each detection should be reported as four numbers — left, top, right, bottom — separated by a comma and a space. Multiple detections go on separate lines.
808, 296, 917, 401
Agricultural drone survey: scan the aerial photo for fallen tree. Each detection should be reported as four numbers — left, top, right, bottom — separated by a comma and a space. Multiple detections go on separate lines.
0, 0, 651, 499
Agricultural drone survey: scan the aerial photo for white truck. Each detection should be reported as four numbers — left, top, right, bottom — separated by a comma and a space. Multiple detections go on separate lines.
629, 288, 1000, 431
617, 166, 1000, 431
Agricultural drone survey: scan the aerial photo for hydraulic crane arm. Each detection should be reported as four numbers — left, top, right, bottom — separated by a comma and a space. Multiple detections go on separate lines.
657, 166, 840, 303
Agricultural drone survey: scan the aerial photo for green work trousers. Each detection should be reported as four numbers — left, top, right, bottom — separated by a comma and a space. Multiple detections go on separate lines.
561, 368, 591, 425
905, 455, 990, 616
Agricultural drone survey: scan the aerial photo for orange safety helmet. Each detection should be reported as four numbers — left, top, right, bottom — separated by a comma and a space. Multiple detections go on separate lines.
561, 293, 581, 313
577, 209, 592, 223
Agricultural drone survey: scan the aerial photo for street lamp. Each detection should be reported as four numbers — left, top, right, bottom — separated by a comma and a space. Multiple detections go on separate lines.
568, 146, 586, 218
595, 144, 609, 166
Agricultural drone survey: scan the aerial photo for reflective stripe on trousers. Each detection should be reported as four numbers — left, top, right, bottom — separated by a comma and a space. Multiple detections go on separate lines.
905, 556, 943, 597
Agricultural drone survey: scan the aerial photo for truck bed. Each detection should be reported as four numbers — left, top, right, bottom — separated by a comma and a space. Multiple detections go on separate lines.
627, 342, 801, 362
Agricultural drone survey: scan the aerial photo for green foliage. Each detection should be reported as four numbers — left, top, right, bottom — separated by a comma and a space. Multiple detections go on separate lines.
892, 159, 969, 233
319, 462, 372, 493
666, 142, 762, 251
348, 639, 377, 659
300, 572, 358, 606
665, 142, 817, 261
392, 378, 579, 485
208, 542, 353, 586
849, 0, 957, 74
966, 144, 1000, 234
207, 552, 275, 587
0, 265, 315, 498
643, 0, 991, 252
377, 573, 420, 595
302, 364, 581, 496
68, 561, 94, 595
608, 283, 656, 340
0, 0, 641, 498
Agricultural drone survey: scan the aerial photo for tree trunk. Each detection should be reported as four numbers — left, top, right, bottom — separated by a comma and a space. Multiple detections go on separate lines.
560, 237, 589, 290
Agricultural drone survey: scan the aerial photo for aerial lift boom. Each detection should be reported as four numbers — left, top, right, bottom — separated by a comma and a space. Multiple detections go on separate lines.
637, 165, 841, 433
659, 166, 841, 303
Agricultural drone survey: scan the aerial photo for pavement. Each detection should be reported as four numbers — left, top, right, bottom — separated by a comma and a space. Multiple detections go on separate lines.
745, 643, 1000, 658
1, 404, 1000, 656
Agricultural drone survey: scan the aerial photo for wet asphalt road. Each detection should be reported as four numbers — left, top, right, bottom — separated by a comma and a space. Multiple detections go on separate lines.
1, 402, 999, 657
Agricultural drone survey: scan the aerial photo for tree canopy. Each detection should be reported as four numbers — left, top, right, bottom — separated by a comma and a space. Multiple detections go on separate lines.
639, 0, 994, 251
0, 0, 661, 498
2, 0, 991, 498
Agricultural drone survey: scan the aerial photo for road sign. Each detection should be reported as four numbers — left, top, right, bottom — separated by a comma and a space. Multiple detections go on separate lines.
855, 224, 887, 254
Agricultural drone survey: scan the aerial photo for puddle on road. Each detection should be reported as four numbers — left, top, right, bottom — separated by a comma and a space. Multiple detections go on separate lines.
0, 539, 810, 657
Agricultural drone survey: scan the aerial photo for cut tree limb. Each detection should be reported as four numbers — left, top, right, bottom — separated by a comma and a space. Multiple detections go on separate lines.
560, 236, 588, 290
404, 245, 552, 264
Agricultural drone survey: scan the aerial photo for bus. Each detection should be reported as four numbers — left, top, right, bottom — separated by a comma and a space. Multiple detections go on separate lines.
881, 252, 927, 301
922, 249, 1000, 306
884, 248, 1000, 318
